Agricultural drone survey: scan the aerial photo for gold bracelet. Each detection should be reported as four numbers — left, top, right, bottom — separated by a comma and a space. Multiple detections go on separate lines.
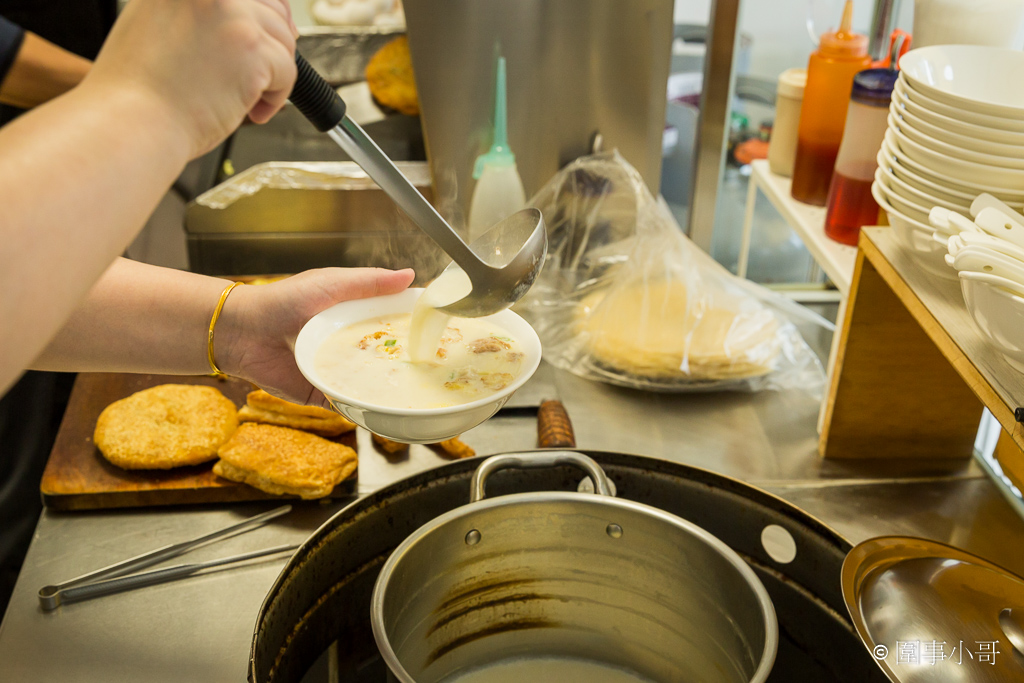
208, 281, 244, 379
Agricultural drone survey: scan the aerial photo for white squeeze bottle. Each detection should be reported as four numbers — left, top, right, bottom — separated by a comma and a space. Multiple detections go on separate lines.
467, 56, 526, 242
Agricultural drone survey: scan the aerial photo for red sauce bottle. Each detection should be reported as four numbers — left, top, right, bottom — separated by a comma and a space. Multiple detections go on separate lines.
790, 0, 871, 206
824, 68, 898, 245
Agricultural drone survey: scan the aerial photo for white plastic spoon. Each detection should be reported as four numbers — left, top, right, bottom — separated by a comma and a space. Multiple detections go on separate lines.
959, 269, 1024, 299
952, 245, 1024, 285
970, 193, 1024, 222
949, 212, 983, 235
958, 230, 1024, 265
974, 206, 1024, 251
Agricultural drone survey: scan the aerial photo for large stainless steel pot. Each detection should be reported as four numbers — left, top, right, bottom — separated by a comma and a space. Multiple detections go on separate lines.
371, 452, 778, 683
249, 450, 889, 682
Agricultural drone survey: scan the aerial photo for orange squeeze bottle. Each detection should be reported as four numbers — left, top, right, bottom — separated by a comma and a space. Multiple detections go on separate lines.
790, 0, 871, 206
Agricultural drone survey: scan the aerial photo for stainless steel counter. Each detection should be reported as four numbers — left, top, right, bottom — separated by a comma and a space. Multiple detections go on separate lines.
2, 363, 1023, 682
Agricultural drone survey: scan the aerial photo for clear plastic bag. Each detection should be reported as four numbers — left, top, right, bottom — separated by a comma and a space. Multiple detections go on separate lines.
518, 151, 828, 394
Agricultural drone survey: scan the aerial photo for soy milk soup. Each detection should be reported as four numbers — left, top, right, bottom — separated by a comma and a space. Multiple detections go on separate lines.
442, 656, 654, 683
312, 276, 524, 409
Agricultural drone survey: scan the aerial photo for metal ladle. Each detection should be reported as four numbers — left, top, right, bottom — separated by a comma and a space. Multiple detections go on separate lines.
288, 54, 547, 317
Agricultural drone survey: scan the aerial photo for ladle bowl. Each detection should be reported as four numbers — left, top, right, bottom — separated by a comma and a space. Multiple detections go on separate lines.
290, 53, 547, 317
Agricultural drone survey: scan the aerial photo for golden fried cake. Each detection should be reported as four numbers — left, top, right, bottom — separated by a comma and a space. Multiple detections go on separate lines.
435, 437, 475, 459
372, 432, 408, 454
372, 433, 474, 458
365, 36, 419, 116
237, 389, 355, 437
94, 384, 238, 470
213, 423, 357, 499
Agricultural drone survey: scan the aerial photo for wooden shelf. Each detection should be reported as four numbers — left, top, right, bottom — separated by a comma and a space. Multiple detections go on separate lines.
742, 159, 859, 294
821, 227, 1024, 460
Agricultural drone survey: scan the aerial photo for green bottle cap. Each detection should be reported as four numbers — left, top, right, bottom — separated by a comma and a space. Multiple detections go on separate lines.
473, 56, 517, 179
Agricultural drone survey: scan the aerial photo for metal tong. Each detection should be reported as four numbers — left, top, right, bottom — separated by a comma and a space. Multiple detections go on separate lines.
38, 505, 297, 610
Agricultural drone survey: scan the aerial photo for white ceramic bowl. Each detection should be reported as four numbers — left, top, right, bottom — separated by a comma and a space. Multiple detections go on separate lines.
891, 85, 1024, 145
294, 288, 542, 443
877, 145, 977, 206
960, 271, 1024, 372
887, 128, 1024, 190
871, 180, 958, 280
874, 160, 972, 214
890, 103, 1024, 158
887, 113, 1024, 170
880, 136, 1024, 203
873, 172, 933, 223
894, 77, 1024, 134
899, 45, 1024, 118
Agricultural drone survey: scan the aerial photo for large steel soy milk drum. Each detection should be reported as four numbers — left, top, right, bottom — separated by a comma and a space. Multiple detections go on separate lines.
371, 453, 777, 683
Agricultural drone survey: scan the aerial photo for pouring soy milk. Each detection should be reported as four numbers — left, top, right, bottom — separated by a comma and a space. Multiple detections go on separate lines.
409, 267, 472, 363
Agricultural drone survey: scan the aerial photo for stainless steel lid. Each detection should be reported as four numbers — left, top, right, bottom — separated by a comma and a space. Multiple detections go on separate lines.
843, 536, 1024, 682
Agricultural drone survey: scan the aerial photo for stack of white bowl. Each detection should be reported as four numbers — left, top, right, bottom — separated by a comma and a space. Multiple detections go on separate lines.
872, 45, 1024, 280
933, 195, 1024, 372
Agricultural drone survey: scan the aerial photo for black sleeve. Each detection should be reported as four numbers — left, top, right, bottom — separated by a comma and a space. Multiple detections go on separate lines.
0, 15, 25, 84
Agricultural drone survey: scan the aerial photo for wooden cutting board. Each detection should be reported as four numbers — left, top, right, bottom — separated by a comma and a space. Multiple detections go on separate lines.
40, 373, 357, 511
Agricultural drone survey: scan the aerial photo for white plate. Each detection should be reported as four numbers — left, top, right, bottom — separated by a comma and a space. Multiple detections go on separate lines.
899, 45, 1024, 118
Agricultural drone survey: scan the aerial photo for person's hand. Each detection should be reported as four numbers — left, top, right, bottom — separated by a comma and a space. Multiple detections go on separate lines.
217, 267, 415, 407
83, 0, 299, 159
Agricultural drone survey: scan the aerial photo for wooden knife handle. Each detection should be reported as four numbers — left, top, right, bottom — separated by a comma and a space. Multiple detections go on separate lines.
537, 400, 576, 449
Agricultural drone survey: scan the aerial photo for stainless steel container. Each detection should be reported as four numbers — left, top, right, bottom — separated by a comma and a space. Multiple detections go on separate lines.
402, 0, 673, 211
371, 452, 778, 683
297, 26, 404, 87
185, 161, 445, 279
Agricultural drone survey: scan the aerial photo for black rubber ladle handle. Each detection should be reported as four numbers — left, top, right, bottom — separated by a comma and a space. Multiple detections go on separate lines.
290, 52, 347, 132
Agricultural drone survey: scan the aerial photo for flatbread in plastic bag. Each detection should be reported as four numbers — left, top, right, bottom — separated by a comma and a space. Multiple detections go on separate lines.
519, 151, 826, 393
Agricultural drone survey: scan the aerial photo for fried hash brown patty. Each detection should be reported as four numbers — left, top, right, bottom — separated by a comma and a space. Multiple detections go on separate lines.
365, 35, 419, 116
214, 423, 357, 499
94, 384, 238, 470
237, 389, 355, 437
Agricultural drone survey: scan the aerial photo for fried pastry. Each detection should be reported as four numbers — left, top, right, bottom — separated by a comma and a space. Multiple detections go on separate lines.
372, 433, 474, 459
213, 423, 357, 499
372, 432, 408, 454
94, 384, 238, 470
238, 389, 355, 437
365, 36, 419, 115
435, 437, 475, 459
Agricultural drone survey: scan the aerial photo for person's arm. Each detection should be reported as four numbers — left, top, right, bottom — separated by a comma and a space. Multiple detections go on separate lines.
32, 258, 415, 406
0, 30, 92, 109
0, 0, 298, 396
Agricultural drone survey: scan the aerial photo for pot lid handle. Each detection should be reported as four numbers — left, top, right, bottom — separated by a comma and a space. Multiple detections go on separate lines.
469, 451, 613, 503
